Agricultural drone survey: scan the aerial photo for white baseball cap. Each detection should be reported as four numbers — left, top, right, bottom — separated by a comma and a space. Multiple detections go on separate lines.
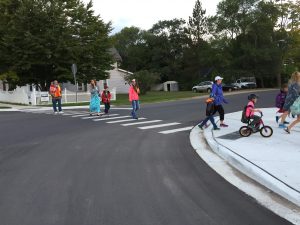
215, 76, 223, 81
132, 79, 136, 82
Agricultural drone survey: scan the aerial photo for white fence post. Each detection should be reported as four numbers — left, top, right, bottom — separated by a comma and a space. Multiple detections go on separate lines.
64, 88, 67, 103
30, 87, 37, 105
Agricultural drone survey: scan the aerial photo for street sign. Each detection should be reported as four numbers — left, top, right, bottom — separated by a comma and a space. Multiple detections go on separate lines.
71, 63, 78, 103
71, 63, 77, 76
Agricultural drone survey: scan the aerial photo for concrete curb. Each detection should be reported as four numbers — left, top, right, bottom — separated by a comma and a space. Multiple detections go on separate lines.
201, 125, 300, 207
190, 126, 300, 224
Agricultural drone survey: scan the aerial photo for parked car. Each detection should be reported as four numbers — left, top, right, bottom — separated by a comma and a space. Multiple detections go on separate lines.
222, 83, 238, 92
192, 81, 213, 93
232, 77, 257, 89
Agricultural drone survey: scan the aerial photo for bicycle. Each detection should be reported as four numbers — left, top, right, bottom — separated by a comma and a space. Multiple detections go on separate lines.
239, 112, 273, 138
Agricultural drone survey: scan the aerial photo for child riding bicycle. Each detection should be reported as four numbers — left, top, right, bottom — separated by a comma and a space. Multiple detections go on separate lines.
245, 94, 262, 131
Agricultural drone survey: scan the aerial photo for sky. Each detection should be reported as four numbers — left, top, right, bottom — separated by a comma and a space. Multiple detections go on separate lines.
82, 0, 220, 34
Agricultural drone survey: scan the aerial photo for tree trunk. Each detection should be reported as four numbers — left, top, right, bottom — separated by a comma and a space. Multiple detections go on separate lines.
277, 72, 281, 88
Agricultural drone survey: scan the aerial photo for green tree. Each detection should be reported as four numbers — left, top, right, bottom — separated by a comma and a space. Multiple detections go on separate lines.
124, 70, 160, 95
0, 0, 112, 89
187, 0, 208, 45
111, 26, 148, 72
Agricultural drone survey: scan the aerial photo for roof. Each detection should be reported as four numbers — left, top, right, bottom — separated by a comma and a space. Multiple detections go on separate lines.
108, 47, 122, 62
117, 68, 133, 75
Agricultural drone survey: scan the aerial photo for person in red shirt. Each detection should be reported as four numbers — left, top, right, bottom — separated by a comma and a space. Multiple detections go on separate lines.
101, 85, 112, 114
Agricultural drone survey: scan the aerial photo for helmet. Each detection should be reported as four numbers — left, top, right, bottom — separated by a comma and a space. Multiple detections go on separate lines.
248, 94, 259, 100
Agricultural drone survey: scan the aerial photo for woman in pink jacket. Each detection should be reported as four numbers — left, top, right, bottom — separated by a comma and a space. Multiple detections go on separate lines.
129, 79, 140, 119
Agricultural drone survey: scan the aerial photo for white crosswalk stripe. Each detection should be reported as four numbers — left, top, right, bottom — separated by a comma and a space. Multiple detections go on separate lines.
158, 126, 193, 134
121, 120, 162, 126
81, 114, 119, 119
107, 118, 146, 124
138, 122, 181, 130
71, 114, 90, 117
93, 115, 131, 122
19, 109, 191, 135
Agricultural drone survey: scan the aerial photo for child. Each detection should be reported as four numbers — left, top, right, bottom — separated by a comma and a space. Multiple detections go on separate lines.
275, 83, 289, 125
198, 97, 220, 130
246, 94, 262, 131
101, 86, 111, 114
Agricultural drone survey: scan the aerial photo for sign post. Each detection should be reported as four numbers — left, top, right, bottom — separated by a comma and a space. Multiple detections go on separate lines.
71, 63, 78, 103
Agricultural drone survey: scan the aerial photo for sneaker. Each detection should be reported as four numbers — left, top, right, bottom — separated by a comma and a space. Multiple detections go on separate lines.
58, 111, 64, 114
204, 123, 210, 128
278, 123, 287, 128
54, 111, 58, 115
213, 127, 220, 130
283, 121, 290, 124
284, 128, 290, 134
276, 116, 279, 123
220, 123, 228, 127
198, 125, 203, 130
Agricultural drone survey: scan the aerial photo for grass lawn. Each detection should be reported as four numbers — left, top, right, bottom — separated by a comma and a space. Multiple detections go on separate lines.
45, 91, 206, 107
114, 91, 206, 105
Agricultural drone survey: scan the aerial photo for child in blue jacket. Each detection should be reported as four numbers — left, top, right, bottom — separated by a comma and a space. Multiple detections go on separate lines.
198, 98, 220, 130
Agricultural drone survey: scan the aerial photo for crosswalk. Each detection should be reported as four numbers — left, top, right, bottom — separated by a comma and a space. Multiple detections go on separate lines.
20, 109, 193, 135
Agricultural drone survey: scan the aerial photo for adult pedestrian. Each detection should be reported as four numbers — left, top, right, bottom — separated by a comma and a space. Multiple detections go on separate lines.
49, 80, 63, 114
211, 76, 229, 127
89, 79, 101, 116
129, 79, 140, 119
280, 71, 300, 133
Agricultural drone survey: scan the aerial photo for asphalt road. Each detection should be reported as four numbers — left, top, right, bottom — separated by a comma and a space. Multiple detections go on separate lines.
0, 90, 293, 225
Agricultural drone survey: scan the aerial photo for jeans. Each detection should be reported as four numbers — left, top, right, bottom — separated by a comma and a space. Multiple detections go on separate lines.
52, 98, 62, 112
250, 115, 261, 127
131, 100, 140, 118
200, 115, 218, 129
104, 103, 110, 114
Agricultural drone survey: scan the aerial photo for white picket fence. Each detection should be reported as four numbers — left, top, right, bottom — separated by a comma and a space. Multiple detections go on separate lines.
0, 86, 30, 105
0, 86, 116, 106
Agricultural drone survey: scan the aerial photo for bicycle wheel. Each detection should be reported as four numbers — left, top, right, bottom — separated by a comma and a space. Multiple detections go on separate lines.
260, 126, 273, 137
239, 126, 252, 137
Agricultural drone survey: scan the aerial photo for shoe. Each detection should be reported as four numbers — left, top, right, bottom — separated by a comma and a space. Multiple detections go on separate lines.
283, 121, 289, 124
213, 127, 220, 130
276, 116, 279, 123
284, 128, 290, 134
58, 111, 64, 114
278, 123, 287, 128
220, 123, 228, 127
54, 111, 58, 114
198, 125, 203, 130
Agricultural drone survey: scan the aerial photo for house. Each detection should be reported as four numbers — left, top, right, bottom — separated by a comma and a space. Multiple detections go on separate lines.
98, 62, 133, 94
63, 47, 133, 94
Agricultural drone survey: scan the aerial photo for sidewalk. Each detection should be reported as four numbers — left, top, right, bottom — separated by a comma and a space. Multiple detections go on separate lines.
196, 108, 300, 207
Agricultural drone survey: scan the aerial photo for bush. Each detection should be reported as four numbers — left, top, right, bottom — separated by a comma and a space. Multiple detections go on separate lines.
125, 70, 160, 95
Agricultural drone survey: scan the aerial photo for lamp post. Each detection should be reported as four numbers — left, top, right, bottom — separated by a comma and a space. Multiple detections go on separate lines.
71, 63, 78, 103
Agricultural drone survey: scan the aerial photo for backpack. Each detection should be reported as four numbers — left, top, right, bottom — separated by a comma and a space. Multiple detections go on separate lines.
241, 105, 251, 123
206, 101, 215, 116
